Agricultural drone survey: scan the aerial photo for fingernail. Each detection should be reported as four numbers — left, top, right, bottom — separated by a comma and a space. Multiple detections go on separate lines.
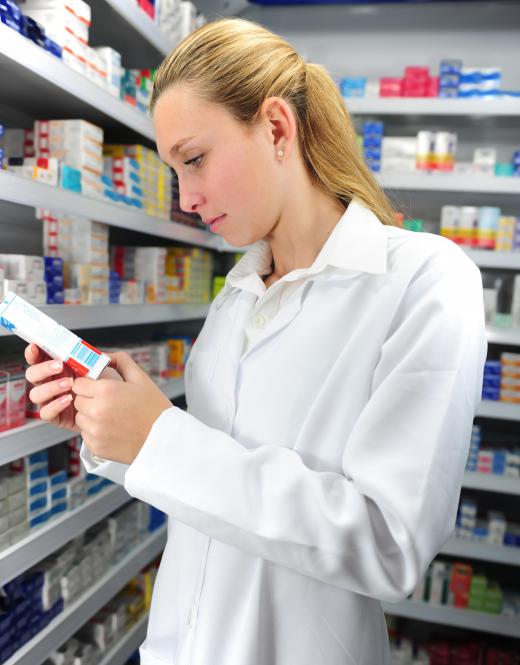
51, 361, 63, 371
59, 378, 72, 388
60, 394, 72, 404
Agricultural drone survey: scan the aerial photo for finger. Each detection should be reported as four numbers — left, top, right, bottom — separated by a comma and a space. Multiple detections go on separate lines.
24, 344, 43, 366
72, 377, 98, 397
74, 394, 95, 416
25, 359, 64, 385
29, 377, 74, 406
39, 393, 73, 423
107, 351, 143, 383
75, 411, 96, 436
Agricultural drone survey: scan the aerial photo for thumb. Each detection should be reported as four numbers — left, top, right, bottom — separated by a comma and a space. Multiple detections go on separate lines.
107, 352, 144, 383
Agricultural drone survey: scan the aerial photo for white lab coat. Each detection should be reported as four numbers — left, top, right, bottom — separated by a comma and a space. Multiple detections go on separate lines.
82, 200, 487, 665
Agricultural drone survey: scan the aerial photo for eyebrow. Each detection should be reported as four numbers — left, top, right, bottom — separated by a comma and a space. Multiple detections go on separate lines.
170, 136, 196, 156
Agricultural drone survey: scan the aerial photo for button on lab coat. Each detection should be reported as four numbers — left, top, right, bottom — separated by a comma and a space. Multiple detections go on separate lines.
81, 200, 487, 665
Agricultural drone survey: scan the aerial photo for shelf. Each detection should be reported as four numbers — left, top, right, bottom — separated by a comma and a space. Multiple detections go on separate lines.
376, 173, 520, 194
441, 537, 520, 567
90, 0, 174, 67
486, 327, 520, 346
0, 378, 185, 466
0, 303, 211, 338
0, 172, 220, 250
462, 248, 520, 270
462, 471, 520, 496
0, 24, 153, 141
97, 612, 148, 665
0, 486, 131, 586
4, 527, 167, 665
476, 401, 520, 421
345, 97, 520, 118
382, 599, 520, 638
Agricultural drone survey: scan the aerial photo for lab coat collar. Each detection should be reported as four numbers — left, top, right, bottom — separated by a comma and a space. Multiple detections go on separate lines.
223, 199, 388, 299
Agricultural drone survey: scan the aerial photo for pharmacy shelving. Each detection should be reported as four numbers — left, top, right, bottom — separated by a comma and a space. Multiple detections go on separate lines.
0, 24, 154, 141
486, 327, 520, 346
0, 485, 131, 586
0, 377, 185, 466
4, 526, 167, 665
476, 401, 520, 422
441, 537, 520, 567
91, 0, 174, 61
0, 303, 211, 338
462, 248, 520, 270
344, 97, 520, 118
376, 173, 520, 195
97, 612, 148, 665
0, 171, 221, 250
462, 471, 520, 496
382, 599, 520, 638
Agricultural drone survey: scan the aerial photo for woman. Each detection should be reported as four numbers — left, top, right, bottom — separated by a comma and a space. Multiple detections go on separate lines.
25, 18, 487, 665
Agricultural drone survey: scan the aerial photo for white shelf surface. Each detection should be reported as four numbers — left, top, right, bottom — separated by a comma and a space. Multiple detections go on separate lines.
101, 0, 173, 56
0, 24, 153, 141
486, 327, 520, 346
463, 471, 520, 496
382, 600, 520, 637
345, 97, 520, 117
4, 527, 166, 665
0, 172, 220, 250
0, 303, 210, 338
441, 537, 520, 567
97, 612, 148, 665
0, 378, 185, 466
0, 486, 131, 586
476, 401, 520, 421
462, 248, 520, 270
376, 173, 520, 194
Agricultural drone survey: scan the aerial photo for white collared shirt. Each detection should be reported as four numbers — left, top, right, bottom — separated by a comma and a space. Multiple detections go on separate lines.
82, 199, 487, 665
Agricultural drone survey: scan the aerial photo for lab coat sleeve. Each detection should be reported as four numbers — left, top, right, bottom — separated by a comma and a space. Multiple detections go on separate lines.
80, 440, 129, 486
123, 251, 487, 602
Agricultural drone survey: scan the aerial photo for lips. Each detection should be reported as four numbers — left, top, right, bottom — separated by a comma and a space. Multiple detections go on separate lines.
205, 215, 224, 225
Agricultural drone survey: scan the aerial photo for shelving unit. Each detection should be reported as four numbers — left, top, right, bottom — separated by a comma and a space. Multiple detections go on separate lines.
462, 249, 520, 270
463, 471, 520, 496
0, 303, 210, 337
344, 97, 520, 118
0, 485, 131, 586
381, 600, 520, 639
97, 612, 149, 665
0, 25, 154, 141
375, 173, 520, 195
441, 537, 520, 567
476, 401, 520, 422
4, 527, 167, 665
0, 378, 185, 465
0, 172, 220, 250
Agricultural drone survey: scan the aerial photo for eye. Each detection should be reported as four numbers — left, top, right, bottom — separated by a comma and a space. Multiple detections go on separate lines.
184, 154, 203, 167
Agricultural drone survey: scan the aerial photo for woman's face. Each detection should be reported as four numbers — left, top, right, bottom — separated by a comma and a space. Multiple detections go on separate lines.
153, 84, 285, 247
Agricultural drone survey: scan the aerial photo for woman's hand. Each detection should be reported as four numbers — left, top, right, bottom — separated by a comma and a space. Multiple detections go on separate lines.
25, 343, 123, 431
72, 351, 172, 465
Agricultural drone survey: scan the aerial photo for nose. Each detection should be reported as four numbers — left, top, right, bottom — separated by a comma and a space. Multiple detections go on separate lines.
178, 180, 205, 215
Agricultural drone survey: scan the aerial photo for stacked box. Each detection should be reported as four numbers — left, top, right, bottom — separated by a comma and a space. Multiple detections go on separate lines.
361, 121, 383, 172
0, 469, 29, 549
0, 362, 27, 429
21, 0, 91, 76
340, 77, 366, 98
501, 353, 520, 404
449, 563, 472, 608
439, 59, 462, 98
466, 425, 481, 472
456, 498, 477, 539
166, 246, 213, 304
44, 255, 65, 304
104, 144, 173, 220
482, 360, 501, 401
0, 253, 47, 304
34, 120, 104, 197
495, 216, 520, 252
103, 156, 143, 208
473, 147, 496, 176
381, 137, 416, 173
94, 47, 122, 98
157, 0, 182, 41
459, 67, 501, 99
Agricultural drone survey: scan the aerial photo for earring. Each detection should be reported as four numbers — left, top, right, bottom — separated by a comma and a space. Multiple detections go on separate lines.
277, 149, 284, 160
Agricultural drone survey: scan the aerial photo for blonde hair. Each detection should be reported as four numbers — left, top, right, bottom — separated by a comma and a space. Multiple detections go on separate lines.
151, 18, 397, 226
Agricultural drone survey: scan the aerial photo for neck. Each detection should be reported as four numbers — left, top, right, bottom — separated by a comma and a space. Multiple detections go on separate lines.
263, 186, 346, 280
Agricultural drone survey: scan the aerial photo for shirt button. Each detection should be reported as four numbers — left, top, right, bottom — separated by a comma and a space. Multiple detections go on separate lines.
254, 314, 266, 328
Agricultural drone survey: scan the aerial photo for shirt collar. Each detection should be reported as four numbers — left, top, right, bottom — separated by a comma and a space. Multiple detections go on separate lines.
225, 199, 388, 296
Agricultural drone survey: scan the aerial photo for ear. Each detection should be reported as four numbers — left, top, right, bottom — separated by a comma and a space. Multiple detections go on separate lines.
260, 96, 297, 159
